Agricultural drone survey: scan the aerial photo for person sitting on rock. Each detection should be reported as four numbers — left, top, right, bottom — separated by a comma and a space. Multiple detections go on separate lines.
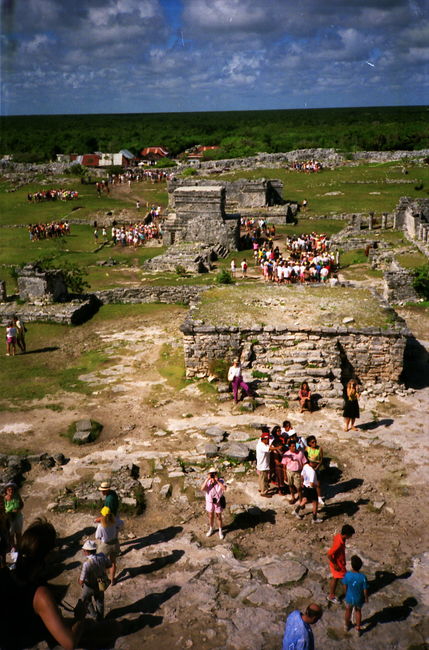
227, 358, 250, 404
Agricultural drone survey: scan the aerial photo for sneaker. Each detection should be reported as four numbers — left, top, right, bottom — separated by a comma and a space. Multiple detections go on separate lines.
355, 627, 363, 637
206, 527, 213, 537
312, 517, 323, 524
326, 595, 340, 604
318, 497, 325, 505
294, 510, 304, 519
218, 529, 224, 540
344, 623, 352, 632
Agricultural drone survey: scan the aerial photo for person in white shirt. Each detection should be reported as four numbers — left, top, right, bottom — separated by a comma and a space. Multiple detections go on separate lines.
295, 460, 323, 524
256, 430, 272, 497
228, 358, 250, 404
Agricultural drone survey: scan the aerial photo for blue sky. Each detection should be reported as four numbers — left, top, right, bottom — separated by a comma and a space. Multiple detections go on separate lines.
1, 0, 428, 115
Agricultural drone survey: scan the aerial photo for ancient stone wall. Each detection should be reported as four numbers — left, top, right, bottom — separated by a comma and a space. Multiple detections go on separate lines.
95, 285, 208, 306
393, 197, 429, 258
168, 178, 285, 209
383, 262, 420, 304
0, 297, 99, 326
181, 320, 407, 406
17, 264, 68, 304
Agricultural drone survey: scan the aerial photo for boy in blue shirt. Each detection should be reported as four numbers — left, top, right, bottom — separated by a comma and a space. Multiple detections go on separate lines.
342, 555, 369, 636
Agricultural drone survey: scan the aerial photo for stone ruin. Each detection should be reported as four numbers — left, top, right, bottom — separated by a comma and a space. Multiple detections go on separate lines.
17, 263, 68, 304
393, 197, 429, 255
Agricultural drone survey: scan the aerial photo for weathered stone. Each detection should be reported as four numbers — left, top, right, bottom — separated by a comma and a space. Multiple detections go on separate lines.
75, 419, 92, 432
159, 484, 172, 498
139, 478, 153, 490
204, 443, 219, 458
205, 426, 226, 438
219, 443, 250, 462
72, 430, 93, 444
261, 560, 307, 585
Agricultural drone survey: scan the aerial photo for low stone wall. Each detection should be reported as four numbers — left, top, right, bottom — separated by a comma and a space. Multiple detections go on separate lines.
393, 197, 429, 258
181, 320, 407, 406
94, 285, 209, 306
383, 262, 420, 304
0, 296, 99, 326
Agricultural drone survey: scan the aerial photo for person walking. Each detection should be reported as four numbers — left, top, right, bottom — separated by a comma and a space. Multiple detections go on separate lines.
13, 315, 26, 353
6, 321, 17, 357
228, 358, 250, 404
327, 524, 355, 604
343, 555, 369, 636
95, 506, 123, 586
343, 379, 360, 431
256, 430, 272, 498
282, 603, 323, 650
201, 468, 226, 539
79, 540, 111, 621
96, 481, 119, 520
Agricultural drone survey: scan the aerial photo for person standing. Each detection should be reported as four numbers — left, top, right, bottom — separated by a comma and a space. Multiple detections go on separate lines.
79, 540, 111, 621
228, 358, 250, 404
343, 379, 360, 431
4, 483, 24, 551
6, 321, 17, 357
241, 258, 248, 278
201, 468, 226, 539
256, 431, 272, 498
282, 603, 323, 650
295, 460, 323, 524
282, 440, 306, 506
343, 555, 369, 636
95, 506, 123, 586
13, 315, 26, 354
327, 524, 355, 604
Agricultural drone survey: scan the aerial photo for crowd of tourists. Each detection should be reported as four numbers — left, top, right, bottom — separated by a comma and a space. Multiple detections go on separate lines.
28, 220, 70, 241
27, 189, 79, 202
109, 169, 174, 185
110, 222, 161, 247
290, 159, 323, 172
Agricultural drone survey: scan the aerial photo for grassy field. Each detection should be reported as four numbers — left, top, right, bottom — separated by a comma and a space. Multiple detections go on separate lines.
216, 161, 429, 217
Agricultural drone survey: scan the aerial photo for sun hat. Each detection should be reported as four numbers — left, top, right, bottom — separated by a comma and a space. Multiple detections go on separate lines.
100, 506, 111, 517
82, 540, 97, 551
98, 481, 111, 491
208, 467, 217, 474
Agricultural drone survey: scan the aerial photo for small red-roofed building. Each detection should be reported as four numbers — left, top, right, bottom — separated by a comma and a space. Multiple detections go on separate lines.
139, 146, 170, 163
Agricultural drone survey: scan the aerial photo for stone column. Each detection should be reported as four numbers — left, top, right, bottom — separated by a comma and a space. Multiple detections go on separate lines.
368, 212, 374, 230
381, 213, 387, 229
0, 281, 6, 302
418, 223, 424, 240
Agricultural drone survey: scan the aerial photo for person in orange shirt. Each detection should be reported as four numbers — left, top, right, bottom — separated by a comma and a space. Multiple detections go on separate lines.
327, 524, 355, 604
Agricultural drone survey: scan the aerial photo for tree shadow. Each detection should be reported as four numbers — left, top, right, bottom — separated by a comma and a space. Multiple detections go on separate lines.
226, 507, 276, 533
121, 525, 183, 556
367, 569, 412, 596
359, 419, 394, 431
65, 614, 163, 649
363, 597, 417, 633
118, 549, 185, 582
325, 478, 364, 499
322, 498, 369, 519
23, 346, 60, 355
106, 585, 181, 619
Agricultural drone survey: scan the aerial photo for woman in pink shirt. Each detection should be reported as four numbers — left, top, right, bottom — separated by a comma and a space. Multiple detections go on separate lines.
282, 441, 307, 505
201, 468, 227, 540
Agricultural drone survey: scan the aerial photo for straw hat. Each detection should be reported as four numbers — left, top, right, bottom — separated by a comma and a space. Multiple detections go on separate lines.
82, 540, 97, 551
98, 481, 112, 491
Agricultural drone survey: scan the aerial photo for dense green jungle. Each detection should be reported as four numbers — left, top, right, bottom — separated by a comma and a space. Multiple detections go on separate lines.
1, 105, 428, 162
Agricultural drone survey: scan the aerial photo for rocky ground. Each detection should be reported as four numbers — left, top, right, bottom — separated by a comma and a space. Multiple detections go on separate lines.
1, 306, 429, 650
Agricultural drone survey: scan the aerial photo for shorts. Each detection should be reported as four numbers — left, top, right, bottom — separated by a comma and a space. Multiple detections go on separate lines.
302, 486, 317, 502
8, 512, 23, 535
287, 471, 302, 489
345, 598, 364, 608
98, 539, 120, 560
7, 337, 16, 344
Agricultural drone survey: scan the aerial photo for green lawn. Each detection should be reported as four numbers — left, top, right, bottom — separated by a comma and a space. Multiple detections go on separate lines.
216, 162, 429, 217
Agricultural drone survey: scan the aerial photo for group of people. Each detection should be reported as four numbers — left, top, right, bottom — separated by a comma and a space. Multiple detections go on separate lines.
28, 220, 70, 241
109, 222, 161, 247
108, 168, 173, 186
5, 315, 27, 356
255, 423, 325, 523
290, 159, 323, 172
0, 480, 124, 649
27, 189, 79, 202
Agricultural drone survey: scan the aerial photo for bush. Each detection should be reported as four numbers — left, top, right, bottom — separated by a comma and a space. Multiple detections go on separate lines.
182, 167, 197, 177
175, 265, 187, 276
37, 255, 89, 294
412, 264, 429, 300
155, 158, 176, 168
207, 358, 230, 381
65, 163, 87, 177
215, 270, 234, 284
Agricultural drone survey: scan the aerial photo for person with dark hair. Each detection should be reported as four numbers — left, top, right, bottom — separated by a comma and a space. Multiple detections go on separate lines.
298, 381, 312, 413
343, 379, 360, 431
0, 518, 85, 649
282, 603, 323, 649
342, 555, 368, 636
4, 482, 24, 550
270, 425, 287, 494
201, 467, 227, 539
256, 429, 272, 498
327, 524, 356, 604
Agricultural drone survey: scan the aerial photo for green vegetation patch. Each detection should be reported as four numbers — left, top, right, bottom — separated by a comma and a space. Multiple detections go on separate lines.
157, 343, 189, 390
195, 284, 396, 330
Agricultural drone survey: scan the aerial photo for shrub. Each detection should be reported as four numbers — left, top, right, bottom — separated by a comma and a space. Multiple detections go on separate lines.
215, 270, 234, 284
182, 167, 197, 177
412, 264, 429, 300
65, 163, 87, 176
207, 358, 230, 381
175, 265, 187, 276
155, 158, 176, 168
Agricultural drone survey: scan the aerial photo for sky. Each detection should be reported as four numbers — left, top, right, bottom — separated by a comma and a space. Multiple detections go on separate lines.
1, 0, 428, 115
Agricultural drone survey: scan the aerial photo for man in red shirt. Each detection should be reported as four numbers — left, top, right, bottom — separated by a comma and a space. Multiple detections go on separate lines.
327, 524, 355, 603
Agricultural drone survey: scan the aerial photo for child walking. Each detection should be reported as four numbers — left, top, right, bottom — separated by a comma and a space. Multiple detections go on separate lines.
342, 555, 369, 636
327, 524, 355, 603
